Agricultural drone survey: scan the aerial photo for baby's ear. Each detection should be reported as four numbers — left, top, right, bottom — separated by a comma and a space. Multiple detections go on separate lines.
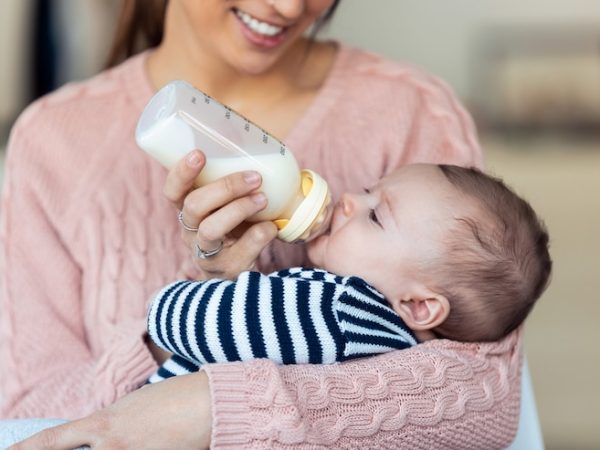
392, 288, 450, 331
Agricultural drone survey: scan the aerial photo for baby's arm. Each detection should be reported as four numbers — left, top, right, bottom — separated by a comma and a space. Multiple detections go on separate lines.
146, 271, 346, 369
147, 270, 417, 382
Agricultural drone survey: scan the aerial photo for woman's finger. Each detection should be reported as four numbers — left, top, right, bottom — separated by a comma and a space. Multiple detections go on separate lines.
180, 170, 262, 233
163, 150, 206, 210
198, 221, 277, 279
9, 419, 91, 450
175, 258, 205, 280
11, 373, 213, 450
233, 221, 278, 266
193, 192, 267, 249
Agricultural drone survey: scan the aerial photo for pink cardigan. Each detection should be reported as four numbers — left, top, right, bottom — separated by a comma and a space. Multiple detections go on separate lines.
0, 45, 521, 448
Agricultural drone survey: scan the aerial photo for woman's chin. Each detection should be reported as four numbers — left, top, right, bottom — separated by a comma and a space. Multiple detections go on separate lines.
228, 52, 281, 76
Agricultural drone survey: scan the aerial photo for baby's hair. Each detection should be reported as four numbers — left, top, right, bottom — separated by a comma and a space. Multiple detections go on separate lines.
431, 165, 552, 342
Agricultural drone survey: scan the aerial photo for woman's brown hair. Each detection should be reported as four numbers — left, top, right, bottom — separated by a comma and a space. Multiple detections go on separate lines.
106, 0, 341, 69
106, 0, 167, 68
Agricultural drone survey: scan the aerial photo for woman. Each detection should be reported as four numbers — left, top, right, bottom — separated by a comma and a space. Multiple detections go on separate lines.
1, 0, 522, 448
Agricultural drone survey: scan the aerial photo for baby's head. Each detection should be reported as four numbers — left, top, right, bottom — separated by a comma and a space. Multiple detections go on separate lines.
308, 164, 552, 342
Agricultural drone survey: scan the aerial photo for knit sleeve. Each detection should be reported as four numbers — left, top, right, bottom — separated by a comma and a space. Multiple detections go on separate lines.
336, 277, 417, 360
203, 328, 522, 449
0, 118, 157, 419
147, 271, 349, 367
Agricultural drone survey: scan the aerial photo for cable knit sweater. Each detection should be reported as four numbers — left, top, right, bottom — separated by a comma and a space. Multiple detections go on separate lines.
0, 44, 522, 448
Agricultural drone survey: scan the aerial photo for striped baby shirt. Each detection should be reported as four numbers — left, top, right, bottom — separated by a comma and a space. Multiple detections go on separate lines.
147, 267, 417, 383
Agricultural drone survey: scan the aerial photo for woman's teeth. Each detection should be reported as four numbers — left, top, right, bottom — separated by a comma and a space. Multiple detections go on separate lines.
235, 9, 283, 36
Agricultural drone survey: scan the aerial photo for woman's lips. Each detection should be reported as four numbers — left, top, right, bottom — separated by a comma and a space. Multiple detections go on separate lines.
232, 9, 288, 49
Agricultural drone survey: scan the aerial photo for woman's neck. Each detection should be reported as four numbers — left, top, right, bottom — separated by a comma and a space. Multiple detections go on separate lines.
147, 26, 336, 108
149, 34, 331, 98
146, 37, 337, 140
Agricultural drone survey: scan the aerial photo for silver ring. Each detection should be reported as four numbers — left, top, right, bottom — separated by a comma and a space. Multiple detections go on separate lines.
195, 241, 224, 259
178, 210, 199, 233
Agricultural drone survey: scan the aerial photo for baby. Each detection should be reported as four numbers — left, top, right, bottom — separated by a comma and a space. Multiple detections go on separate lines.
146, 163, 552, 382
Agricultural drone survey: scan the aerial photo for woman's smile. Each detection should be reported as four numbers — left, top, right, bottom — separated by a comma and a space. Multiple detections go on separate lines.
232, 7, 289, 49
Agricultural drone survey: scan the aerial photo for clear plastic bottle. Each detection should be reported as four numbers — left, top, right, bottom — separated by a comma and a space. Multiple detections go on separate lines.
135, 80, 332, 243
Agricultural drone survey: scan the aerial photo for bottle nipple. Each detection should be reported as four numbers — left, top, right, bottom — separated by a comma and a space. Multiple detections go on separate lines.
276, 170, 333, 243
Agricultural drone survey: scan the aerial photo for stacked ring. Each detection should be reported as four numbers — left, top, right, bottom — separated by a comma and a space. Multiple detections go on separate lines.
194, 241, 224, 259
177, 210, 199, 233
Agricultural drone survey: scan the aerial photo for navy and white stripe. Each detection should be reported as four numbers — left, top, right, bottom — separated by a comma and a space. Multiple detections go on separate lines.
147, 268, 417, 383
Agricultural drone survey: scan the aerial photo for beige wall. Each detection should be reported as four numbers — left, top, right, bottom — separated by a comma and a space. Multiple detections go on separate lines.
4, 0, 600, 121
0, 0, 33, 124
0, 0, 118, 127
324, 0, 600, 99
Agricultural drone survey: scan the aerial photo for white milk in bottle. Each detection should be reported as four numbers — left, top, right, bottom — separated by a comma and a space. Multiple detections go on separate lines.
135, 80, 332, 243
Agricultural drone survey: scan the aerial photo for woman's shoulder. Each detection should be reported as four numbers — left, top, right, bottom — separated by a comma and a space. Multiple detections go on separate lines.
338, 45, 443, 84
12, 52, 150, 137
332, 44, 462, 107
4, 53, 153, 203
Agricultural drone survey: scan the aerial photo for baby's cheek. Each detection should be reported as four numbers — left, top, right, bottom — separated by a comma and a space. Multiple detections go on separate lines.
306, 236, 327, 267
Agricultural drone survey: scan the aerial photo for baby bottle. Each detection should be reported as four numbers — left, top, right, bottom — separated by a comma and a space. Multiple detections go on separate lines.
135, 80, 332, 243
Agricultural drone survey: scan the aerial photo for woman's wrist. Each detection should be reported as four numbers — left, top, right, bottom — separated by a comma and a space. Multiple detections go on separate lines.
202, 362, 251, 448
194, 371, 213, 449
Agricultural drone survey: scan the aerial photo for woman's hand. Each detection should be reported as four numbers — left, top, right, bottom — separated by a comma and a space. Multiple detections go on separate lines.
166, 150, 278, 280
9, 373, 212, 450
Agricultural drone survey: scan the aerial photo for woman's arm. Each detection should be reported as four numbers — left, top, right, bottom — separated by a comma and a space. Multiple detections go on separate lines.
9, 372, 212, 450
0, 120, 157, 419
11, 330, 522, 450
377, 62, 485, 173
204, 329, 523, 449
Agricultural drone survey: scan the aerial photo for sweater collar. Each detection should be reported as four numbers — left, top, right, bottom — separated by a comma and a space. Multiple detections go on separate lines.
117, 43, 352, 145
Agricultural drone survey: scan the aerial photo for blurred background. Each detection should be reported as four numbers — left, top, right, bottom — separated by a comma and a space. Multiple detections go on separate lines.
1, 1, 599, 448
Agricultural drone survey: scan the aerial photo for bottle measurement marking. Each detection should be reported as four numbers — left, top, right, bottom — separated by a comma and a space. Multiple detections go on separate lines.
137, 79, 330, 242
188, 87, 287, 152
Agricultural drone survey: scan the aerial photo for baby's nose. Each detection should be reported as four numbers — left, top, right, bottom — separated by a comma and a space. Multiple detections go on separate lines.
340, 193, 355, 217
